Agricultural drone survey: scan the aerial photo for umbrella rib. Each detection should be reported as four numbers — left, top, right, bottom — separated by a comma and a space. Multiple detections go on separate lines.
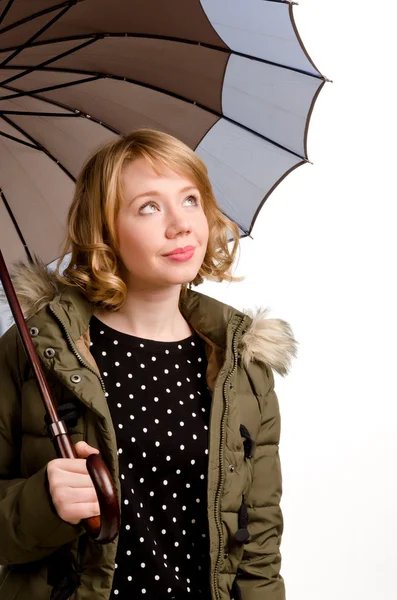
0, 75, 101, 100
1, 66, 308, 161
1, 2, 76, 68
1, 82, 123, 137
0, 187, 33, 262
0, 113, 75, 182
0, 0, 14, 28
0, 35, 101, 87
1, 33, 324, 81
0, 128, 38, 149
0, 0, 83, 35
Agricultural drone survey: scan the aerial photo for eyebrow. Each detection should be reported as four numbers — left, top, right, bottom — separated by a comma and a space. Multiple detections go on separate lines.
130, 185, 199, 205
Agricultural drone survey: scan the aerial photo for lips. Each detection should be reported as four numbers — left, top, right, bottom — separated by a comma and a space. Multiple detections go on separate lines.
163, 245, 195, 257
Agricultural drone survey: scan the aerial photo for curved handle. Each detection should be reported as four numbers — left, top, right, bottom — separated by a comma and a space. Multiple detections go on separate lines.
85, 453, 120, 544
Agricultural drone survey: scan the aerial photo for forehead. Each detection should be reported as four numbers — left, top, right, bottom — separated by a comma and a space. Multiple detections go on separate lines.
121, 157, 197, 195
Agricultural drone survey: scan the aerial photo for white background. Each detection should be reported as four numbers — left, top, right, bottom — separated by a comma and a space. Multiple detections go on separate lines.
1, 1, 396, 598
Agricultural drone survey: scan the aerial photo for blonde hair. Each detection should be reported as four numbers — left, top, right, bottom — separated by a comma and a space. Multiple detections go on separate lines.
56, 129, 242, 309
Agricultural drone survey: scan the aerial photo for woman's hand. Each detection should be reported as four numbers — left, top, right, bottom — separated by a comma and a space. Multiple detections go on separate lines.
47, 441, 100, 525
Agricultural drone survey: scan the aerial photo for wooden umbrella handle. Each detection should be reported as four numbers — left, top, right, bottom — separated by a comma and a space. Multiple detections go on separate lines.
0, 250, 120, 544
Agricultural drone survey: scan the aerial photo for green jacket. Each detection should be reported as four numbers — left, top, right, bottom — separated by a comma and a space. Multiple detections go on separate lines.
0, 262, 297, 600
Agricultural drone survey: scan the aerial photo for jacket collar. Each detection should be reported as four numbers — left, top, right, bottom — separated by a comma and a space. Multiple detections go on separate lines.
3, 260, 297, 376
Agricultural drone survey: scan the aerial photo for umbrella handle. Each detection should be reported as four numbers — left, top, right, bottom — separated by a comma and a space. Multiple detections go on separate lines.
0, 250, 120, 544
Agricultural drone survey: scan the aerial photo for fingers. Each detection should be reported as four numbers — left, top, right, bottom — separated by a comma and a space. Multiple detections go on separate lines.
74, 441, 100, 459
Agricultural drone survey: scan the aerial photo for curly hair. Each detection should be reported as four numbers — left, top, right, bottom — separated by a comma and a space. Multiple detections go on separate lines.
56, 129, 242, 309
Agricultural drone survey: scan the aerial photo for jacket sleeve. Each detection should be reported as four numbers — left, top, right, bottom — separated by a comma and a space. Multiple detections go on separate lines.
0, 325, 84, 566
235, 362, 285, 600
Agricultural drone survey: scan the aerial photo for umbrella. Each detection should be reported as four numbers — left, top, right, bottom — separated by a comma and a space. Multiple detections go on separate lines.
0, 0, 329, 269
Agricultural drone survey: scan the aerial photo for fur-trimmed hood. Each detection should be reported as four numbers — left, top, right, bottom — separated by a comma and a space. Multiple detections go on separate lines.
1, 261, 297, 376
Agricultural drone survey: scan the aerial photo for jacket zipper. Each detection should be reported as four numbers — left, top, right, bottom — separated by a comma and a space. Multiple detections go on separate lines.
48, 304, 107, 395
212, 316, 245, 600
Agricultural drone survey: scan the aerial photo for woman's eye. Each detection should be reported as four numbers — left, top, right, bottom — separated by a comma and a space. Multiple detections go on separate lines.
184, 195, 199, 206
140, 202, 158, 214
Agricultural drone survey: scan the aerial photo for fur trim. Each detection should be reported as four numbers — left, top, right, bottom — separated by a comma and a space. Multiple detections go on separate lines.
0, 259, 61, 320
240, 307, 298, 376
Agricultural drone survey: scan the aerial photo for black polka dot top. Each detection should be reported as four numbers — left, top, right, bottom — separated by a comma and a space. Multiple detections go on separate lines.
89, 315, 212, 599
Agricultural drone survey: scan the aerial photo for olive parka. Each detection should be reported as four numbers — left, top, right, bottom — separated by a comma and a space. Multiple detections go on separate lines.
0, 262, 297, 600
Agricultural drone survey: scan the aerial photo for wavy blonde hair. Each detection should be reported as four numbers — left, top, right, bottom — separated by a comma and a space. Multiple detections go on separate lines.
56, 129, 242, 310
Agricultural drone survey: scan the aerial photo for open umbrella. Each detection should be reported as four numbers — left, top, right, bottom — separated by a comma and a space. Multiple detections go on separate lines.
0, 0, 329, 268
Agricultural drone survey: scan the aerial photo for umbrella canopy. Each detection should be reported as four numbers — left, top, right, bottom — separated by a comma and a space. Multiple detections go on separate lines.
0, 0, 328, 267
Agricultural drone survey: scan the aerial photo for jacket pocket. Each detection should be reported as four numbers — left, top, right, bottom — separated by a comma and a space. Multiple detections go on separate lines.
231, 577, 242, 600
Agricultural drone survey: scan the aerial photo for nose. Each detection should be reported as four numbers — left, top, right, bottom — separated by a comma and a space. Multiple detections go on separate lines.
165, 208, 192, 239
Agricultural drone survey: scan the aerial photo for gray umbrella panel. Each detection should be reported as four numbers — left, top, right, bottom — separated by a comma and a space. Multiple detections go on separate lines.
0, 0, 326, 267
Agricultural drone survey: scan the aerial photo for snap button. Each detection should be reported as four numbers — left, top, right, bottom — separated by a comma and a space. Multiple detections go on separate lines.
70, 374, 81, 384
29, 327, 39, 337
229, 464, 235, 472
223, 552, 229, 559
235, 528, 252, 544
44, 348, 55, 358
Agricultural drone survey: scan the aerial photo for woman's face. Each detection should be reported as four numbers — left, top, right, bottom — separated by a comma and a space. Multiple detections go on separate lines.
116, 157, 209, 291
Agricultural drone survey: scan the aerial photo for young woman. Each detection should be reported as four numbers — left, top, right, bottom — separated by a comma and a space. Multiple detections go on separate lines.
0, 130, 297, 600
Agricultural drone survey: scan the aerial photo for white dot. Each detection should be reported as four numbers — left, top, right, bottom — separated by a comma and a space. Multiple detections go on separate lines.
115, 361, 120, 366
178, 344, 182, 349
186, 377, 191, 382
114, 590, 119, 595
100, 330, 104, 335
154, 418, 159, 424
139, 537, 144, 542
128, 373, 133, 378
128, 463, 133, 468
179, 401, 184, 405
154, 397, 159, 402
176, 469, 181, 474
103, 371, 108, 376
182, 505, 186, 511
180, 444, 185, 450
143, 427, 148, 433
191, 519, 196, 524
116, 382, 121, 387
177, 382, 182, 387
126, 550, 131, 555
141, 562, 145, 568
198, 357, 202, 362
190, 394, 194, 399
162, 504, 167, 510
167, 409, 172, 414
166, 456, 171, 461
167, 431, 172, 437
191, 460, 195, 465
173, 493, 177, 498
118, 424, 123, 429
172, 517, 177, 523
205, 449, 208, 454
180, 421, 184, 426
163, 480, 168, 485
192, 412, 196, 417
113, 340, 118, 345
142, 452, 146, 458
175, 364, 179, 369
166, 388, 171, 393
164, 369, 169, 374
196, 498, 201, 503
152, 356, 157, 361
149, 516, 154, 521
129, 394, 134, 399
130, 414, 134, 420
127, 352, 131, 356
186, 483, 190, 488
128, 576, 132, 581
117, 403, 122, 408
142, 406, 147, 411
125, 524, 130, 530
165, 350, 169, 354
187, 554, 190, 559
175, 541, 179, 547
131, 437, 136, 442
193, 434, 197, 440
150, 491, 154, 496
167, 588, 172, 592
202, 533, 206, 538
141, 385, 146, 390
153, 376, 157, 381
140, 363, 145, 368
155, 441, 160, 447
140, 343, 144, 348
102, 351, 106, 356
105, 392, 109, 397
155, 575, 160, 580
140, 477, 144, 483
191, 341, 195, 346
200, 474, 205, 480
161, 529, 166, 534
121, 474, 125, 479
197, 373, 202, 378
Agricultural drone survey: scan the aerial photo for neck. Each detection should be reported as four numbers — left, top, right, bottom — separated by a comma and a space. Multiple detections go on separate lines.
94, 284, 192, 342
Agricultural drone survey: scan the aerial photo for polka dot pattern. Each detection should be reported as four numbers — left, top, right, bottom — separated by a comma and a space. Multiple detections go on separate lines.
90, 316, 212, 598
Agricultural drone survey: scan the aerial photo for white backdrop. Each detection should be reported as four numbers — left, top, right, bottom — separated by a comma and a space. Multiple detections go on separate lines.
1, 1, 396, 598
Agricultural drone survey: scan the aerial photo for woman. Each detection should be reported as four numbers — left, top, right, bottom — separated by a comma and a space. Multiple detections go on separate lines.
0, 130, 297, 600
